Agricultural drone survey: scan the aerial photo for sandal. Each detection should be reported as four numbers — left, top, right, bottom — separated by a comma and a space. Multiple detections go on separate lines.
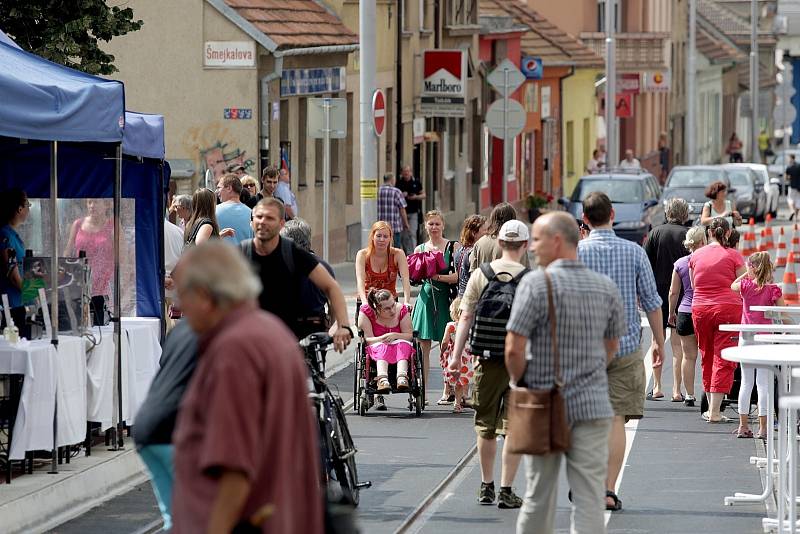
756, 430, 767, 440
646, 390, 664, 401
671, 394, 685, 403
396, 374, 409, 391
606, 491, 622, 511
453, 403, 463, 413
437, 397, 453, 405
702, 412, 734, 423
376, 376, 391, 394
733, 427, 754, 438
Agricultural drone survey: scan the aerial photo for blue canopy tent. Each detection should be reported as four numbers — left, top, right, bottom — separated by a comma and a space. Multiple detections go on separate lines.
0, 37, 165, 458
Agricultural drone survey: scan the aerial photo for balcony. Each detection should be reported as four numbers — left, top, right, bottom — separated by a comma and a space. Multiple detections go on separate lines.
579, 32, 670, 71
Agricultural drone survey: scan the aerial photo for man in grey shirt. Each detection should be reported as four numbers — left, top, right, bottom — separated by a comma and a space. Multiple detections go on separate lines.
506, 212, 625, 534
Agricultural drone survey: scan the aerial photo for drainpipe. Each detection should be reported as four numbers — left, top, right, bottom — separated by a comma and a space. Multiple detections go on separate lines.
396, 0, 403, 174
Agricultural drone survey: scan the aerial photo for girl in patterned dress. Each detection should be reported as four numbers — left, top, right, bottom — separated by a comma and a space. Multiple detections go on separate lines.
439, 298, 474, 413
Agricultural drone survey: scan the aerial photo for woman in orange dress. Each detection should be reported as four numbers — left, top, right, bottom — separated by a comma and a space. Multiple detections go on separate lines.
356, 221, 412, 306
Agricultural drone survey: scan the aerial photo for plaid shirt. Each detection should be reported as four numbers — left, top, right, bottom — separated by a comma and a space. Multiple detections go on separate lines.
377, 184, 407, 233
578, 229, 662, 356
507, 260, 624, 424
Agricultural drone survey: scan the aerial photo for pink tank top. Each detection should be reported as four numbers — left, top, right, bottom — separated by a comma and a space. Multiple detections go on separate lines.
74, 218, 114, 297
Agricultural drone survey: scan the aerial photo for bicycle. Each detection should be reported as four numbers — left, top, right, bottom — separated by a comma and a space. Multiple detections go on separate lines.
300, 332, 371, 507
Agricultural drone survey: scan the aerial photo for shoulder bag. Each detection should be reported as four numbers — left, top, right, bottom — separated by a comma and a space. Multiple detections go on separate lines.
506, 270, 571, 455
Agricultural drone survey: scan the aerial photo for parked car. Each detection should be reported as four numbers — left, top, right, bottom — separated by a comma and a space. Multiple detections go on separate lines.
559, 171, 665, 244
662, 166, 732, 225
724, 163, 779, 219
721, 166, 766, 221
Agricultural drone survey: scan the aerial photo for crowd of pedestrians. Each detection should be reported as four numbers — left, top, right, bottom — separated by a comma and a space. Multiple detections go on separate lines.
129, 154, 793, 533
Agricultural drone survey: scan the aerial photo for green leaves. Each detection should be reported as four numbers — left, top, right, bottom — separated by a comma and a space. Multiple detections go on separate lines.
0, 0, 142, 75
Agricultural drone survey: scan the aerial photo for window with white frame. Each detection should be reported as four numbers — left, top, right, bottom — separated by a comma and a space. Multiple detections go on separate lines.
402, 0, 411, 32
420, 0, 432, 32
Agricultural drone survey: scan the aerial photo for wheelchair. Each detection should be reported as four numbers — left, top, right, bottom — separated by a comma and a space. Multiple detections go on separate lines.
352, 299, 425, 416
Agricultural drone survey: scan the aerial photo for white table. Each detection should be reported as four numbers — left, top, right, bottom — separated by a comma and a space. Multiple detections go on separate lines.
86, 321, 161, 430
755, 334, 800, 344
722, 345, 800, 533
0, 337, 87, 460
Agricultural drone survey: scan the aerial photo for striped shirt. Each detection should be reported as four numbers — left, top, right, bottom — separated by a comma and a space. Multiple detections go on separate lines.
507, 260, 624, 424
578, 229, 662, 356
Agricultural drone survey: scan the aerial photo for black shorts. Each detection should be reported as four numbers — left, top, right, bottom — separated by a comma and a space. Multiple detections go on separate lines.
676, 312, 694, 336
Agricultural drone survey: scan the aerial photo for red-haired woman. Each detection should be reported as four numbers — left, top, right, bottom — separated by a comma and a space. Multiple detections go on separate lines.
356, 220, 412, 306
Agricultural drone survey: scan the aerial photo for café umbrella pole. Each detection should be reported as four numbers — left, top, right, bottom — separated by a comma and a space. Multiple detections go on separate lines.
114, 145, 124, 449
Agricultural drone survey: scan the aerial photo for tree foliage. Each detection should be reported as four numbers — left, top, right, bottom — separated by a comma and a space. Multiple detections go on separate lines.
0, 0, 143, 75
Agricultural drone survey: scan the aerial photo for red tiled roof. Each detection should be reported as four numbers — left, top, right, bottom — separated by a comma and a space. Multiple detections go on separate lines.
480, 0, 604, 68
224, 0, 358, 49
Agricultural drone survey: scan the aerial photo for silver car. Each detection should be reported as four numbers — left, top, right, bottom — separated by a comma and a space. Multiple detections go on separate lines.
723, 163, 779, 219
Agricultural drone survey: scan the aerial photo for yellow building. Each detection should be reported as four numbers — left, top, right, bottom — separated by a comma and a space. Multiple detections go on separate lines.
561, 68, 603, 195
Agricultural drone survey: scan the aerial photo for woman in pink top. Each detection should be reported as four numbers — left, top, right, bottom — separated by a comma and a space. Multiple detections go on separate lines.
731, 252, 784, 438
689, 218, 746, 423
65, 199, 115, 325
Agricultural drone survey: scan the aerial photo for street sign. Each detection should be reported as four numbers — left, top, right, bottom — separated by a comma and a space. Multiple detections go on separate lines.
372, 89, 386, 137
775, 104, 798, 126
308, 98, 347, 139
487, 59, 525, 97
643, 70, 671, 92
521, 56, 543, 80
485, 98, 526, 140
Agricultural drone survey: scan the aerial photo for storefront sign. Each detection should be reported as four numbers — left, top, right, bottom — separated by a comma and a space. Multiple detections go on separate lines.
618, 73, 640, 94
224, 108, 252, 119
413, 117, 425, 144
643, 70, 671, 92
204, 41, 256, 68
421, 50, 467, 117
521, 56, 543, 80
280, 67, 347, 97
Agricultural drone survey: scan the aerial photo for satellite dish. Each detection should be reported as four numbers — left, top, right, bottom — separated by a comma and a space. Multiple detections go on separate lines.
204, 169, 214, 190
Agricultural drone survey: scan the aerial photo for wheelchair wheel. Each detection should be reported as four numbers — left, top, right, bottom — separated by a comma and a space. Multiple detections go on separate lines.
358, 392, 369, 417
352, 346, 361, 413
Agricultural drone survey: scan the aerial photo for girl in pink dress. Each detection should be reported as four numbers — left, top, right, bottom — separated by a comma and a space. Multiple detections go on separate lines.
358, 288, 415, 393
440, 298, 474, 413
731, 251, 785, 439
64, 199, 114, 298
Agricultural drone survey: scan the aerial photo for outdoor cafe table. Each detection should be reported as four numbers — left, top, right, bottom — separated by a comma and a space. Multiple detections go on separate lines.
722, 344, 800, 533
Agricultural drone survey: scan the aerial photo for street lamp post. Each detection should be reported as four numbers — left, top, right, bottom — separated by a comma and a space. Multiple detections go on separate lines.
359, 0, 377, 247
605, 0, 617, 167
750, 0, 759, 162
687, 0, 697, 165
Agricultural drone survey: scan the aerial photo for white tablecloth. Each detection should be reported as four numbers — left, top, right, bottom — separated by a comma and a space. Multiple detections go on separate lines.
86, 321, 161, 430
0, 337, 87, 460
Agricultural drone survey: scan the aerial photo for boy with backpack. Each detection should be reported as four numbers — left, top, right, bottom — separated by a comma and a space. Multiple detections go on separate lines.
447, 219, 530, 509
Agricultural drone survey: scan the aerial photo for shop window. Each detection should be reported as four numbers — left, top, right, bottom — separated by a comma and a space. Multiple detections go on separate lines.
444, 118, 457, 180
298, 98, 307, 187
447, 0, 477, 27
566, 121, 575, 176
524, 83, 538, 113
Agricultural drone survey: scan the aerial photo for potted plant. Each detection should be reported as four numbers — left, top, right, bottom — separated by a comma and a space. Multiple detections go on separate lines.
525, 191, 554, 222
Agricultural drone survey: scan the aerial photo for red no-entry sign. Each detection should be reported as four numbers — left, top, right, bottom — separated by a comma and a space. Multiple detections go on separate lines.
372, 89, 386, 137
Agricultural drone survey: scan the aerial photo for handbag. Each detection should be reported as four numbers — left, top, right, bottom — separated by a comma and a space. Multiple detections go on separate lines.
506, 270, 571, 455
406, 246, 445, 284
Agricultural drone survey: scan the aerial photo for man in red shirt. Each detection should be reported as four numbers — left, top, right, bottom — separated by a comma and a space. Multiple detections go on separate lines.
171, 241, 323, 533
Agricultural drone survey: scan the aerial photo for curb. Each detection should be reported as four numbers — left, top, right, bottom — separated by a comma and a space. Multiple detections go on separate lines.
1, 446, 147, 534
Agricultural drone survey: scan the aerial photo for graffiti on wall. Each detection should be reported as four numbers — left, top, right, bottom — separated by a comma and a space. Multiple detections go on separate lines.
181, 122, 255, 179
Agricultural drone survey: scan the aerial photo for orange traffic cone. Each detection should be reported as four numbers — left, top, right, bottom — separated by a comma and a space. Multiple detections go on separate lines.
741, 218, 758, 256
792, 224, 800, 257
776, 227, 788, 268
761, 214, 775, 259
784, 252, 800, 305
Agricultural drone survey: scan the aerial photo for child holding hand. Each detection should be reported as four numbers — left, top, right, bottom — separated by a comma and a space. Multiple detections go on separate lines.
440, 298, 474, 413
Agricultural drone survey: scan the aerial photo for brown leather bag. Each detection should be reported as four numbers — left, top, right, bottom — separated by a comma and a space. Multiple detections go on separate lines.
506, 270, 571, 455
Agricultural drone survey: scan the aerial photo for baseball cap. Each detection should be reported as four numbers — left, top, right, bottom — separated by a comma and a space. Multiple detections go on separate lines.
498, 220, 530, 242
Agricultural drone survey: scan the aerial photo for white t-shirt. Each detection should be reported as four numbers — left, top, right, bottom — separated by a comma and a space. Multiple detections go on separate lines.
619, 158, 641, 169
164, 219, 184, 297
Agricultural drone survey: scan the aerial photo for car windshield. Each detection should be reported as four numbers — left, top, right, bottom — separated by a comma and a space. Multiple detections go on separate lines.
573, 180, 643, 203
727, 170, 751, 187
667, 169, 724, 188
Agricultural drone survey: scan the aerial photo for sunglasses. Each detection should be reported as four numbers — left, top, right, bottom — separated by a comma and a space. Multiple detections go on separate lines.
244, 183, 257, 189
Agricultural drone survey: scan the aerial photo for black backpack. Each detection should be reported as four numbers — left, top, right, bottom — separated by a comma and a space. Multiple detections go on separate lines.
240, 237, 295, 275
468, 263, 529, 361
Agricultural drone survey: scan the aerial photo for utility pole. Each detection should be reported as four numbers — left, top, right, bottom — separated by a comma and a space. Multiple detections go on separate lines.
687, 0, 697, 165
322, 98, 331, 262
502, 68, 509, 203
359, 0, 377, 247
750, 0, 759, 162
605, 0, 617, 167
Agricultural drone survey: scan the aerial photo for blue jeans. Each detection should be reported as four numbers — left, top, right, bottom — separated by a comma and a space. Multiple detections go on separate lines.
393, 232, 403, 249
138, 444, 175, 531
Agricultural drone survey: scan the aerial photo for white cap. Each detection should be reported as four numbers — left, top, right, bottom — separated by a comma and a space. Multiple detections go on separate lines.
498, 220, 530, 242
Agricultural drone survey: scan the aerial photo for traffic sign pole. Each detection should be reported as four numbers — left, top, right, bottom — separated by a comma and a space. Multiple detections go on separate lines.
359, 0, 377, 248
323, 98, 331, 262
503, 68, 509, 203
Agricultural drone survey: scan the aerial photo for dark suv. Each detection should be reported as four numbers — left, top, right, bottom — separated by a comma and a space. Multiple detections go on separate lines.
559, 171, 665, 244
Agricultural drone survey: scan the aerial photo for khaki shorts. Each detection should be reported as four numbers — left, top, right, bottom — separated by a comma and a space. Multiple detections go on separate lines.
607, 349, 646, 421
472, 359, 510, 440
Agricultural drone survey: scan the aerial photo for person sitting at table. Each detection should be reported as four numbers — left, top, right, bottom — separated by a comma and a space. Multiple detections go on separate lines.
0, 188, 31, 338
731, 251, 784, 439
358, 288, 414, 394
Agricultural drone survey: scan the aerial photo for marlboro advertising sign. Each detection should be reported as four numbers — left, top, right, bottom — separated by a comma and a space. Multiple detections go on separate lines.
421, 50, 467, 118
